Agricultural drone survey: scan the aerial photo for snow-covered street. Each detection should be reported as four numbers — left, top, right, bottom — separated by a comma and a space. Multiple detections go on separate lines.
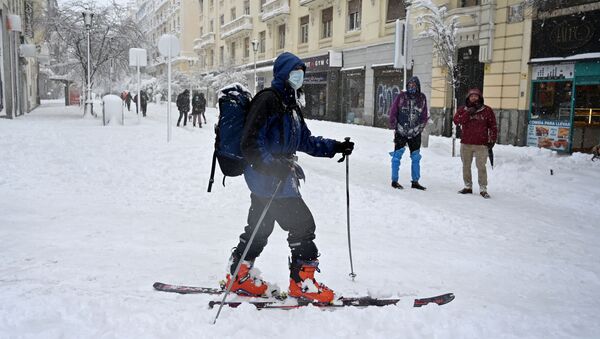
1, 100, 599, 338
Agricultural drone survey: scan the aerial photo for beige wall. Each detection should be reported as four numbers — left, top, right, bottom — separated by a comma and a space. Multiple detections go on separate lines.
426, 0, 531, 112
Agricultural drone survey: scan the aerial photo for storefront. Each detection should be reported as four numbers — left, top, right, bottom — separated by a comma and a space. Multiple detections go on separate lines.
529, 9, 600, 153
302, 52, 341, 122
340, 67, 365, 125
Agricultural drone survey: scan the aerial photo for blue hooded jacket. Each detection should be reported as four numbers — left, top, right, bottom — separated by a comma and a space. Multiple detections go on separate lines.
240, 52, 338, 198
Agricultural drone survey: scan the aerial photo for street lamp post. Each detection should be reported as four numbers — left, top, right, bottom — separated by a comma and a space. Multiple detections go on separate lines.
251, 39, 259, 94
82, 10, 94, 117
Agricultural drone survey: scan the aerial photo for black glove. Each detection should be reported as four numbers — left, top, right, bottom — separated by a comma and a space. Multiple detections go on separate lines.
487, 142, 495, 149
268, 158, 293, 179
334, 140, 355, 156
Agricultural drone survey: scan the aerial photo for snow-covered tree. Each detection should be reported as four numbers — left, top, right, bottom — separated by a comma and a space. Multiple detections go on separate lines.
43, 0, 145, 105
411, 0, 461, 153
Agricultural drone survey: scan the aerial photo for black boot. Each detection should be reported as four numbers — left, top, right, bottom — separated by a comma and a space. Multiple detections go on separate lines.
411, 181, 426, 190
458, 188, 473, 194
391, 181, 403, 189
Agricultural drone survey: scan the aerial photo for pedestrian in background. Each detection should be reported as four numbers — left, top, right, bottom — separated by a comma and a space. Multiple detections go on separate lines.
388, 76, 428, 190
453, 88, 497, 199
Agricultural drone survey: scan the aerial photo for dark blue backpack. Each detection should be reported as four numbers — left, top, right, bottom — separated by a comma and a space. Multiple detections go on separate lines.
208, 84, 278, 192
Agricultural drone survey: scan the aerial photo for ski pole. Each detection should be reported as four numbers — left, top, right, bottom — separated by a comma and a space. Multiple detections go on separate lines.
338, 137, 356, 280
213, 180, 283, 324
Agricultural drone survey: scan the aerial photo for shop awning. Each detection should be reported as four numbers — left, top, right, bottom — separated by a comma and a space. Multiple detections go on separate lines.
529, 53, 600, 64
340, 66, 365, 72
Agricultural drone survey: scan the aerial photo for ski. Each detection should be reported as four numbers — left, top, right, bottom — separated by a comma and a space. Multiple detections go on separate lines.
153, 282, 223, 295
413, 293, 455, 307
208, 293, 454, 310
153, 281, 286, 300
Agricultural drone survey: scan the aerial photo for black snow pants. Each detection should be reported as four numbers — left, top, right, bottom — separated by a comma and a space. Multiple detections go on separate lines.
233, 194, 318, 264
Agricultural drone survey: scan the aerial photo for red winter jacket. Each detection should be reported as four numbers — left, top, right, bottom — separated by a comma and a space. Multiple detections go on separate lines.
453, 89, 497, 145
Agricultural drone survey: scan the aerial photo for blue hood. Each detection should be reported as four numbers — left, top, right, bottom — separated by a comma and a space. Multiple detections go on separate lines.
271, 52, 306, 105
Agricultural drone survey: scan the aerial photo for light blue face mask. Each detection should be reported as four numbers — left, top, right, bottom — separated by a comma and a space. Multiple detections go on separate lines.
288, 70, 304, 90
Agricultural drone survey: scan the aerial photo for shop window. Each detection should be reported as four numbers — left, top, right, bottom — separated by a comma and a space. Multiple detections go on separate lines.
347, 0, 361, 32
299, 16, 309, 44
259, 31, 266, 53
278, 24, 286, 50
322, 7, 333, 39
342, 70, 366, 125
530, 81, 573, 121
574, 85, 600, 126
460, 0, 480, 7
386, 0, 406, 23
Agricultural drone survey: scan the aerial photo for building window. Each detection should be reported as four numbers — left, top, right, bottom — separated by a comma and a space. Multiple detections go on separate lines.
259, 31, 266, 53
348, 0, 361, 32
260, 0, 266, 12
322, 7, 333, 39
278, 24, 286, 50
244, 37, 250, 58
230, 41, 236, 60
386, 0, 406, 23
220, 46, 224, 65
200, 26, 203, 36
209, 49, 214, 66
231, 8, 236, 21
210, 19, 214, 32
220, 14, 224, 26
299, 16, 309, 44
244, 0, 250, 15
460, 0, 480, 7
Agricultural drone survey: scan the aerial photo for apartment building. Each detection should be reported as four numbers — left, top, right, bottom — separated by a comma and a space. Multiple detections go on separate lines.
193, 0, 427, 127
136, 0, 200, 76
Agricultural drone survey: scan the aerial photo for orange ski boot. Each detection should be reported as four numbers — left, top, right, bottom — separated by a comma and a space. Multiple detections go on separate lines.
224, 259, 269, 297
288, 259, 334, 303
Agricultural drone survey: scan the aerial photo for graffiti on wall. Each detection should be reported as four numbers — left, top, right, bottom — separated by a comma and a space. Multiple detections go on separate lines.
374, 83, 401, 128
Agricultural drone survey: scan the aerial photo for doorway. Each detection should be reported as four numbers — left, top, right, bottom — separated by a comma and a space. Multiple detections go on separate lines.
456, 46, 484, 105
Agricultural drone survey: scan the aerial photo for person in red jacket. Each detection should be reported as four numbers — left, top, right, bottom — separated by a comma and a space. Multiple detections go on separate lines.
453, 88, 497, 199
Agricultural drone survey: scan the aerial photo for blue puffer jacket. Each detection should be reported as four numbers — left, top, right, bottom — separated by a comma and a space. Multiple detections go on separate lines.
240, 52, 338, 198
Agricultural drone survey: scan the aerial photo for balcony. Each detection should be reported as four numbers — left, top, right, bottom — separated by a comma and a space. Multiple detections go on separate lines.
193, 32, 215, 51
221, 15, 253, 40
261, 0, 290, 23
299, 0, 328, 7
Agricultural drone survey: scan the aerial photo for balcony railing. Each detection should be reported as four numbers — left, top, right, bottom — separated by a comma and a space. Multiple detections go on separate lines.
261, 0, 290, 22
221, 15, 253, 40
193, 32, 216, 51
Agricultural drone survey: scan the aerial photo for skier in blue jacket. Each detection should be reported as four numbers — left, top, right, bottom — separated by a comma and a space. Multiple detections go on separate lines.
225, 52, 354, 303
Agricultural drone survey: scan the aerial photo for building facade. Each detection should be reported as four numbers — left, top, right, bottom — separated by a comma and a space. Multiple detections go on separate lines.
136, 0, 200, 77
134, 0, 600, 153
0, 0, 40, 119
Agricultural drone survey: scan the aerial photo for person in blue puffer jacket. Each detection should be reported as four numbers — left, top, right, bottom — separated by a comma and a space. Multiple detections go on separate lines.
388, 76, 428, 190
224, 52, 354, 303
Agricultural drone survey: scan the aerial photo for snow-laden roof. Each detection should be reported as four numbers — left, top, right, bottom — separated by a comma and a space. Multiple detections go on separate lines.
530, 53, 600, 63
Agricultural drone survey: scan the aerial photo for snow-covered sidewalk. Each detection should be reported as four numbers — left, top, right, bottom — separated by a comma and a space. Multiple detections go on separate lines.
1, 100, 599, 338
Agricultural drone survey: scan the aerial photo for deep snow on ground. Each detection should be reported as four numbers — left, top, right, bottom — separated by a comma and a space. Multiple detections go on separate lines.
1, 100, 599, 339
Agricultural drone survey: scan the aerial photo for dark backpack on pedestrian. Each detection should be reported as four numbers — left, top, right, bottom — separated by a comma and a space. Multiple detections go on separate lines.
207, 83, 279, 192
